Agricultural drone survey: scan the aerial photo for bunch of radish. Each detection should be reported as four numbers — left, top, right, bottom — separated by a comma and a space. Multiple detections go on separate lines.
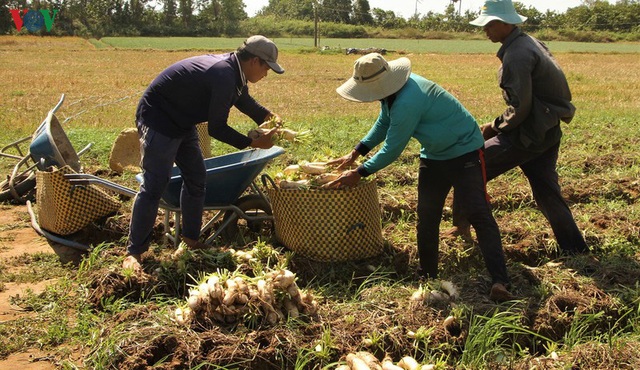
277, 161, 342, 189
335, 352, 434, 370
173, 269, 318, 327
247, 118, 310, 143
410, 280, 459, 305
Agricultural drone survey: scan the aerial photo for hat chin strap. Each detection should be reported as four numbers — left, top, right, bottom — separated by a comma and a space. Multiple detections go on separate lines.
354, 66, 386, 82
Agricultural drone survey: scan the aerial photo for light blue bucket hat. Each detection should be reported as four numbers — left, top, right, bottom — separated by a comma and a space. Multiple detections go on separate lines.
470, 0, 527, 27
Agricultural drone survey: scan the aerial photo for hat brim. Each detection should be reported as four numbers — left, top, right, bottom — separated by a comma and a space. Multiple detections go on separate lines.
470, 13, 527, 27
266, 60, 285, 74
336, 57, 412, 102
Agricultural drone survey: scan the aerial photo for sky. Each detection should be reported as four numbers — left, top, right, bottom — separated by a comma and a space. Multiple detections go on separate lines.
244, 0, 602, 19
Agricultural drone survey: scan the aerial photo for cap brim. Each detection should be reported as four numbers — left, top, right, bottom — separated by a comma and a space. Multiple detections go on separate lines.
266, 61, 284, 74
336, 58, 412, 102
470, 14, 527, 26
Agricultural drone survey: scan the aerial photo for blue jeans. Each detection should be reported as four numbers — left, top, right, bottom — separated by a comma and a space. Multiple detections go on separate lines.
417, 149, 509, 285
127, 124, 206, 255
453, 134, 587, 254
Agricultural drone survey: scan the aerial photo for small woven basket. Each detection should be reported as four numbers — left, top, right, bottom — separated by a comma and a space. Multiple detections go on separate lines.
36, 166, 120, 235
265, 177, 383, 262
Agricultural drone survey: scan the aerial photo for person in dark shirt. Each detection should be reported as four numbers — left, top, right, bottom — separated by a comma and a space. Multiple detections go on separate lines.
123, 35, 284, 272
448, 0, 588, 256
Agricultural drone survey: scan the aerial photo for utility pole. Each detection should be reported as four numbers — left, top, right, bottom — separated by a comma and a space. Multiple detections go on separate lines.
314, 0, 319, 48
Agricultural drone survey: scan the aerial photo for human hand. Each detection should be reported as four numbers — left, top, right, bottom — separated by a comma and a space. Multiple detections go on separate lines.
322, 169, 361, 189
250, 127, 278, 149
481, 122, 498, 141
327, 150, 359, 170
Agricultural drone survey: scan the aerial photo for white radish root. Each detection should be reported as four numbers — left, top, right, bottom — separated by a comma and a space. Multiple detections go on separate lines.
397, 356, 420, 370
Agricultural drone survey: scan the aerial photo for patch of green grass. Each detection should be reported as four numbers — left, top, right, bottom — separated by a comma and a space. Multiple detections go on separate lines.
99, 37, 640, 54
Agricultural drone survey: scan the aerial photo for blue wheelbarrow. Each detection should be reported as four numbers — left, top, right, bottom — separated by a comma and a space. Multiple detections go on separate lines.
0, 94, 91, 202
65, 146, 285, 247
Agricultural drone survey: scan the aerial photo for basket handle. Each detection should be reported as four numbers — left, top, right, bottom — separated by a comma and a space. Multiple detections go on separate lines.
261, 173, 278, 190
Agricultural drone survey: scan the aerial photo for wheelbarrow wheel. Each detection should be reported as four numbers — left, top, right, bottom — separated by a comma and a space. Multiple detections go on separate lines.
0, 172, 37, 203
221, 194, 273, 244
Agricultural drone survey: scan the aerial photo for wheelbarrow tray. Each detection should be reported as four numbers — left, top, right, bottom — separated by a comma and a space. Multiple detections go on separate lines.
29, 110, 81, 172
138, 146, 284, 208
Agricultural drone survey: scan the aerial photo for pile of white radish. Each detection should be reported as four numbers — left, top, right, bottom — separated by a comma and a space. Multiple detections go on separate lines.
248, 118, 310, 143
173, 269, 318, 327
277, 161, 342, 189
410, 280, 459, 305
334, 352, 434, 370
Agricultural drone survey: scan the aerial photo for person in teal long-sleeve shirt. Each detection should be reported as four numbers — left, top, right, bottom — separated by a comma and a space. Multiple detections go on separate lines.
327, 53, 513, 301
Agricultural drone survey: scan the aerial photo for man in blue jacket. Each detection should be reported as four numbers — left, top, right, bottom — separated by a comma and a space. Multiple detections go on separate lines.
328, 53, 513, 301
123, 35, 284, 271
448, 0, 588, 256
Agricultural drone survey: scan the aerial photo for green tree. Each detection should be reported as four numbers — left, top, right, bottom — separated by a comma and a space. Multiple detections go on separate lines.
318, 0, 351, 23
261, 0, 315, 20
179, 0, 194, 30
352, 0, 373, 25
162, 0, 178, 26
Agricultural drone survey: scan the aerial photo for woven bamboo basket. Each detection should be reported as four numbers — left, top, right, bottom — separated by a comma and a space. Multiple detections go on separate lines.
266, 178, 383, 262
36, 166, 120, 235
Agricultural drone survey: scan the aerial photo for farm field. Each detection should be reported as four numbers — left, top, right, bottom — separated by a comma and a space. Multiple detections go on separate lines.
0, 35, 639, 369
95, 36, 640, 54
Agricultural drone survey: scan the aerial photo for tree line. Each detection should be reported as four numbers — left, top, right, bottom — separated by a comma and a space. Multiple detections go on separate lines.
1, 0, 638, 40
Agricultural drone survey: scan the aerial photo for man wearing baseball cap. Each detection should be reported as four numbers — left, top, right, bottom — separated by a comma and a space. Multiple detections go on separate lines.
123, 35, 285, 272
448, 0, 589, 256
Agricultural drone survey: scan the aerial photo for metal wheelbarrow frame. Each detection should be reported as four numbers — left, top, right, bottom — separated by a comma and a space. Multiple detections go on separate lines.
65, 146, 285, 247
0, 94, 92, 202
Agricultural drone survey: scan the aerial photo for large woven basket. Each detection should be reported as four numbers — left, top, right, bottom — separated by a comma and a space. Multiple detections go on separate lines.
266, 178, 383, 262
36, 166, 120, 235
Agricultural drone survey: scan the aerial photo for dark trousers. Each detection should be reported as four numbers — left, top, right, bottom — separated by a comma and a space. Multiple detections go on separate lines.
453, 134, 587, 254
127, 124, 206, 255
417, 149, 509, 285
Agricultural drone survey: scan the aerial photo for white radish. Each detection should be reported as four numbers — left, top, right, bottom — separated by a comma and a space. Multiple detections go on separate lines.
440, 280, 459, 300
397, 356, 420, 370
283, 296, 300, 318
278, 179, 309, 189
356, 351, 383, 370
299, 161, 327, 175
223, 279, 239, 306
347, 353, 372, 370
174, 307, 191, 325
279, 128, 310, 142
283, 164, 300, 176
410, 288, 426, 303
381, 358, 404, 370
427, 290, 449, 303
313, 173, 340, 185
274, 269, 296, 288
187, 294, 200, 310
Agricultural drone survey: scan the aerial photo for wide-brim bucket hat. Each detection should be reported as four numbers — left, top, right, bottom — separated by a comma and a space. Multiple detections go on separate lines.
336, 53, 411, 102
470, 0, 527, 27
